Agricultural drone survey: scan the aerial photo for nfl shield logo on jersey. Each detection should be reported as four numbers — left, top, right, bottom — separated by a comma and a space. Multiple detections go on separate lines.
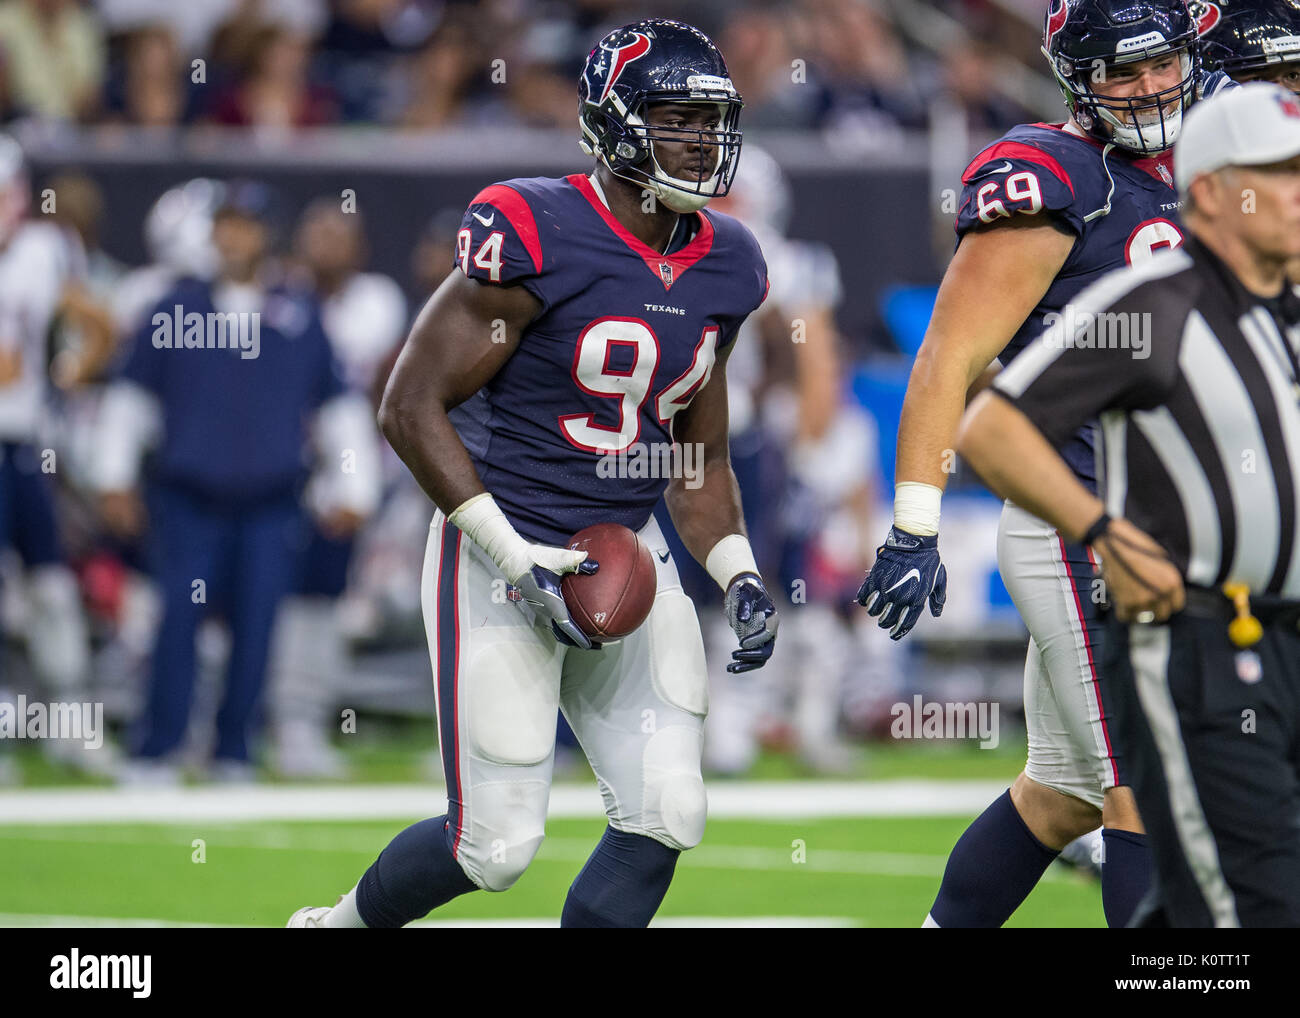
659, 261, 674, 288
1235, 650, 1262, 684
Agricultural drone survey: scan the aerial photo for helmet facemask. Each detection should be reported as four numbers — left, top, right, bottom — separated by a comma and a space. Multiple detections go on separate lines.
1046, 44, 1197, 155
627, 101, 741, 212
581, 90, 743, 213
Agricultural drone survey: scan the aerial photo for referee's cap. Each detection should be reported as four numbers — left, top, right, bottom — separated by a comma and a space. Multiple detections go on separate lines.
1175, 82, 1300, 193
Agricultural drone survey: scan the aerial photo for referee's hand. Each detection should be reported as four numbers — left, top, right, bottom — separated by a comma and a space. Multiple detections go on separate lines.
1092, 518, 1185, 623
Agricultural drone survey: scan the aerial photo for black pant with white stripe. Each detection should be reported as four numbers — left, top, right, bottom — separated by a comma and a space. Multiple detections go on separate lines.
1103, 610, 1300, 927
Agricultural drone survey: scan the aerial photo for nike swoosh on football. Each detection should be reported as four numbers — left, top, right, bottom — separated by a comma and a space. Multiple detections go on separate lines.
885, 568, 922, 594
472, 211, 495, 227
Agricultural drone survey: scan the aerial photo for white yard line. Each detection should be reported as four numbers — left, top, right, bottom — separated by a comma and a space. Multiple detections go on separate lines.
0, 779, 1010, 825
0, 828, 1076, 883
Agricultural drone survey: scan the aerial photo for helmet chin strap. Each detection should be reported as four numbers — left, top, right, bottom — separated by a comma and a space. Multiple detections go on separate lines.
654, 184, 714, 213
1096, 103, 1182, 154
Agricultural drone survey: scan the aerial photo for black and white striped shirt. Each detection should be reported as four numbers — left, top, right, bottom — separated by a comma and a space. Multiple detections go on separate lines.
993, 235, 1300, 599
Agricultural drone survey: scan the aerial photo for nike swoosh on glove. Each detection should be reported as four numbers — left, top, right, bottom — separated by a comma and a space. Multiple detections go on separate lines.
724, 573, 779, 673
855, 525, 947, 640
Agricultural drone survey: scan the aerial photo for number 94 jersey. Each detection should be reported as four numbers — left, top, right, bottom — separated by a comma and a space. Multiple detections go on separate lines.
450, 173, 769, 546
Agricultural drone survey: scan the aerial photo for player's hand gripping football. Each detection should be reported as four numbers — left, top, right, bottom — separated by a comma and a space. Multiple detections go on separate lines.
509, 545, 600, 650
724, 573, 779, 673
855, 525, 948, 640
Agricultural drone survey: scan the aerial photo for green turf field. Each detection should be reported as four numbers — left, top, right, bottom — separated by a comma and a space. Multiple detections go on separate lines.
0, 811, 1102, 930
0, 722, 1108, 928
0, 815, 1104, 928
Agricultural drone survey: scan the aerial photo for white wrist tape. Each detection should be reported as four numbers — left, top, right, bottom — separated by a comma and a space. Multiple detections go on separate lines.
893, 481, 942, 537
706, 533, 760, 591
448, 493, 532, 584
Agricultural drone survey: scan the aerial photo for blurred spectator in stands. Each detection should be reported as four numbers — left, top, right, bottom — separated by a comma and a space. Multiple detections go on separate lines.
718, 6, 819, 128
0, 48, 27, 124
102, 0, 324, 57
104, 24, 196, 127
499, 57, 575, 130
484, 11, 594, 131
316, 0, 441, 120
397, 14, 478, 129
266, 198, 403, 778
321, 0, 439, 54
953, 0, 1044, 67
937, 38, 1036, 133
0, 0, 106, 122
205, 23, 338, 130
806, 0, 925, 140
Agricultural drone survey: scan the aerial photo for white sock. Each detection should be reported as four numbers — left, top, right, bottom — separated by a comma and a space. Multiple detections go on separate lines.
322, 885, 367, 928
922, 913, 941, 928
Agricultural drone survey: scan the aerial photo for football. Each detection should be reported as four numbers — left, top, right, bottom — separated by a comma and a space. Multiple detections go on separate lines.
560, 523, 657, 640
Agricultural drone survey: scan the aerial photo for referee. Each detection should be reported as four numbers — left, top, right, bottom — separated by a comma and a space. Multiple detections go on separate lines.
955, 82, 1300, 927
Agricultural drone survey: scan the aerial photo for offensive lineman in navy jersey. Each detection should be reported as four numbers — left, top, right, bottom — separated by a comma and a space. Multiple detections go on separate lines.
288, 19, 779, 929
854, 0, 1233, 928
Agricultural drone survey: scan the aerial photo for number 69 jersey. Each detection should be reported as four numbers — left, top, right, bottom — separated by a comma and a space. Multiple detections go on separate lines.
450, 173, 769, 546
955, 121, 1186, 484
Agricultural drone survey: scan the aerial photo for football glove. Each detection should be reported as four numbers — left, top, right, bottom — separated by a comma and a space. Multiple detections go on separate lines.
724, 573, 779, 673
509, 550, 599, 651
856, 525, 947, 640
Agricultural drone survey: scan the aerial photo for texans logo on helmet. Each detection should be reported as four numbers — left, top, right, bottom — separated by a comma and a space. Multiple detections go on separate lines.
599, 32, 652, 104
1190, 1, 1222, 37
1045, 0, 1068, 48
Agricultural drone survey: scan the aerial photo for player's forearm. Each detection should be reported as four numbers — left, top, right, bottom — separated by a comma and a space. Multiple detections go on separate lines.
958, 392, 1103, 543
377, 394, 485, 517
665, 459, 751, 581
895, 344, 985, 491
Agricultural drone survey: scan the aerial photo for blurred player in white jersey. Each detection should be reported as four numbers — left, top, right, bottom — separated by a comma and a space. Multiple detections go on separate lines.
0, 134, 116, 777
703, 146, 880, 774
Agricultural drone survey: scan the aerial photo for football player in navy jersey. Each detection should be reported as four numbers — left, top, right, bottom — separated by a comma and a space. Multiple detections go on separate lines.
1196, 0, 1300, 93
288, 19, 779, 929
854, 0, 1233, 928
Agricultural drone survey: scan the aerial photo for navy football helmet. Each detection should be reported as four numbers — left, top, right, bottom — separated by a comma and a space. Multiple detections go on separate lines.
1042, 0, 1201, 154
1195, 0, 1300, 87
578, 19, 743, 212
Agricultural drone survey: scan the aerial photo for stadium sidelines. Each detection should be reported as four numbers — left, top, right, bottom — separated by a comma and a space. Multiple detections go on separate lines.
0, 779, 1010, 824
